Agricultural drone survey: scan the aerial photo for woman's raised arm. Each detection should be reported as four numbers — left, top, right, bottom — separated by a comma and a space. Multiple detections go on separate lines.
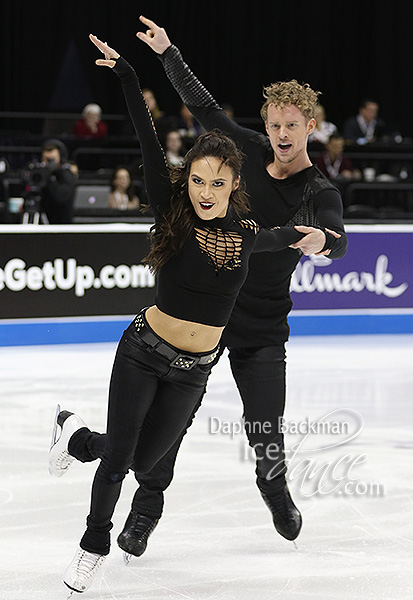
90, 34, 172, 220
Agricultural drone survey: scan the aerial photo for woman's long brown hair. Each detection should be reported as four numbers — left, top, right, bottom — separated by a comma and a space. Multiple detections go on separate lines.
143, 130, 249, 274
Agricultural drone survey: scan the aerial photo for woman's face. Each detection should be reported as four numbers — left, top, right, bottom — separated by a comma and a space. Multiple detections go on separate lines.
113, 169, 130, 192
188, 156, 239, 220
143, 90, 156, 112
166, 131, 182, 154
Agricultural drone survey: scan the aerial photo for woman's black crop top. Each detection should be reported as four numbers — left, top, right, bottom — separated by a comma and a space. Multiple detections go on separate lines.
112, 57, 305, 327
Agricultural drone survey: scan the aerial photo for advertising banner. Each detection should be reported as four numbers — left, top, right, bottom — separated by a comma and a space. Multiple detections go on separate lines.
1, 224, 412, 344
291, 226, 412, 311
0, 225, 155, 319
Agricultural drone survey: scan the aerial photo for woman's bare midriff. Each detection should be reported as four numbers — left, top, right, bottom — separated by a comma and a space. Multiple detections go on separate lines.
145, 305, 223, 353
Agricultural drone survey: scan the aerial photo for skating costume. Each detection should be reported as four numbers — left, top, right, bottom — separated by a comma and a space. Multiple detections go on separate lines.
122, 45, 348, 517
78, 56, 308, 556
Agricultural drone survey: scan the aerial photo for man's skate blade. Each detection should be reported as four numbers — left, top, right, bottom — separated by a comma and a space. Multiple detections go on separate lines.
50, 403, 61, 450
123, 552, 133, 566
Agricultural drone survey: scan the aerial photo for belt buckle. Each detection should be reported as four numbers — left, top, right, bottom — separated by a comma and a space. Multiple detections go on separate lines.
170, 354, 198, 370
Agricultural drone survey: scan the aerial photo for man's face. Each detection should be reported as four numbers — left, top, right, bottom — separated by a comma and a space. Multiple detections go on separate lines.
360, 102, 378, 123
265, 104, 315, 165
42, 148, 61, 167
85, 110, 100, 127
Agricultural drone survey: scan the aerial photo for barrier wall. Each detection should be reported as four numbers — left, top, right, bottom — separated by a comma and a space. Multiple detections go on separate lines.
289, 224, 413, 335
1, 224, 412, 345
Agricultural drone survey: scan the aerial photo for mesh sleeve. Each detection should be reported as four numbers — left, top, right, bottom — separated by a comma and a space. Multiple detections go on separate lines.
159, 45, 258, 145
313, 189, 348, 258
159, 45, 220, 109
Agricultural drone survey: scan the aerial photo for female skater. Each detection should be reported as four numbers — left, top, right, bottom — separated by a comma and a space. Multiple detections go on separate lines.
52, 35, 308, 595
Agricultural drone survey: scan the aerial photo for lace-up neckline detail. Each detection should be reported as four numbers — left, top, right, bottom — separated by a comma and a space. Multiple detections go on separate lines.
194, 226, 243, 272
194, 216, 262, 272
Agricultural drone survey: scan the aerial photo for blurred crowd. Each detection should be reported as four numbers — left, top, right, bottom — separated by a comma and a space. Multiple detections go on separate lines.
1, 92, 411, 224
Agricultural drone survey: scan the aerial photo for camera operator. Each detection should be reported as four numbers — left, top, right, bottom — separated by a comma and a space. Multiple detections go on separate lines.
39, 139, 76, 223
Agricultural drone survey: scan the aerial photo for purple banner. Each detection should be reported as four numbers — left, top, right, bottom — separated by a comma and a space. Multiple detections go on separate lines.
290, 226, 413, 310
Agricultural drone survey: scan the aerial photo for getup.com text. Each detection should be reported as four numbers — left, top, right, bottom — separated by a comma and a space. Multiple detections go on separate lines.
0, 258, 155, 297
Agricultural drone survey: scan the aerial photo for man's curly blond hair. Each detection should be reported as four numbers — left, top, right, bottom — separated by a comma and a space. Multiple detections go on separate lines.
260, 80, 320, 122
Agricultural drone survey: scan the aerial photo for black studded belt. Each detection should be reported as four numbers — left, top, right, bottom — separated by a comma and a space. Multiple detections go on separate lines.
133, 312, 220, 370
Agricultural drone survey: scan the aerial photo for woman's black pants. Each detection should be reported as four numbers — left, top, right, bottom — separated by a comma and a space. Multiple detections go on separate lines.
76, 320, 215, 555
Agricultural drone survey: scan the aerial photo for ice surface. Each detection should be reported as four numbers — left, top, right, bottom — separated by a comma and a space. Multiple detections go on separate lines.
0, 335, 412, 599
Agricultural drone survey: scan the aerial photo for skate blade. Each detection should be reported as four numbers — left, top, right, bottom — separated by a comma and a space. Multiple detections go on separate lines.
293, 540, 298, 550
50, 403, 61, 450
123, 552, 133, 566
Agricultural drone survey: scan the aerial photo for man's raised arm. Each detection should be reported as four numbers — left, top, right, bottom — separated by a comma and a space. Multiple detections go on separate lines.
136, 15, 257, 147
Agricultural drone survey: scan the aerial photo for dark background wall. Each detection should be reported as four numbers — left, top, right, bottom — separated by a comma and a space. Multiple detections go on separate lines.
1, 0, 412, 136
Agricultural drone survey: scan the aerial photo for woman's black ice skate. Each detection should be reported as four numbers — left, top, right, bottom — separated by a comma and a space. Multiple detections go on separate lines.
261, 485, 302, 541
117, 511, 159, 564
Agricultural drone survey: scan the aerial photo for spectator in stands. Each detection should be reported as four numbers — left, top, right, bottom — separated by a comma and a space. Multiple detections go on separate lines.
40, 139, 76, 223
73, 103, 108, 139
315, 133, 361, 180
343, 98, 387, 145
308, 104, 337, 145
165, 129, 184, 166
142, 88, 164, 121
108, 166, 140, 210
175, 102, 203, 150
141, 88, 174, 139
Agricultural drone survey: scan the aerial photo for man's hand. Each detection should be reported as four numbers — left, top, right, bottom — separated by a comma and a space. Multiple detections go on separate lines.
290, 226, 341, 256
136, 15, 171, 54
89, 34, 120, 68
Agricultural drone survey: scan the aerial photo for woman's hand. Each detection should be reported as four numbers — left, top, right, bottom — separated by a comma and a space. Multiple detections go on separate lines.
290, 225, 341, 256
136, 15, 171, 54
89, 34, 120, 68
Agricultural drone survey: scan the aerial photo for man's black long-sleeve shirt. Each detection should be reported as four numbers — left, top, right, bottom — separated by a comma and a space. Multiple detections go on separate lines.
159, 45, 348, 346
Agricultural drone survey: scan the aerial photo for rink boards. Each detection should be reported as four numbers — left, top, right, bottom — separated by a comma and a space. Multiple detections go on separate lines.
1, 224, 412, 345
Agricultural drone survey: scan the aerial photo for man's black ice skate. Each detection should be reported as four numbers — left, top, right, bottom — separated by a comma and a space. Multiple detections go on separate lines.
261, 485, 302, 541
117, 511, 159, 563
